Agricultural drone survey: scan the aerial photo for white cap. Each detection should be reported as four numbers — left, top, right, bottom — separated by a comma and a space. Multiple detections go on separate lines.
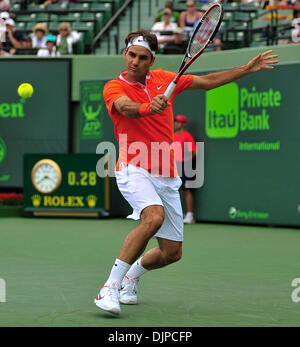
0, 11, 9, 20
5, 18, 15, 26
292, 18, 300, 27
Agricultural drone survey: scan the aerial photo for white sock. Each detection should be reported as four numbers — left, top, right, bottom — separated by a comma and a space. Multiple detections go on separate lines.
125, 257, 148, 280
186, 212, 194, 217
105, 259, 131, 288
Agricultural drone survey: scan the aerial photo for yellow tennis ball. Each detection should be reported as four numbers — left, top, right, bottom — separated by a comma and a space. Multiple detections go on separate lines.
18, 83, 34, 98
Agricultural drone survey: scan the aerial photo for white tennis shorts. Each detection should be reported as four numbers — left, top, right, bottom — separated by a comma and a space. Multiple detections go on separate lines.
115, 164, 184, 242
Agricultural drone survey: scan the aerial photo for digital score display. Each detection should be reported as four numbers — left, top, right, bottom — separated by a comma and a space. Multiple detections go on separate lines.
67, 171, 98, 187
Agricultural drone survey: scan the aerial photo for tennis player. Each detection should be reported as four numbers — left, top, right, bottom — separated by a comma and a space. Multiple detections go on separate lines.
94, 29, 278, 315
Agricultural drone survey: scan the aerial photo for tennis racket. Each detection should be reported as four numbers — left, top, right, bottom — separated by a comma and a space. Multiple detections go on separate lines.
164, 3, 224, 99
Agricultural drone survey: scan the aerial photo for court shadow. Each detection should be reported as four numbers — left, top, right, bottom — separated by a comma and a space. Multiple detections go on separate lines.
89, 312, 129, 320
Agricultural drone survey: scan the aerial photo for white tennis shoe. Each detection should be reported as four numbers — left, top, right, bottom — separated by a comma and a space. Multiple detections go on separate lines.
119, 276, 139, 305
94, 282, 121, 315
183, 214, 195, 224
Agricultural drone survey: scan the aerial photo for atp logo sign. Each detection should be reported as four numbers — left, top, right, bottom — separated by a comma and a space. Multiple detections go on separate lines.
205, 82, 282, 138
80, 81, 105, 139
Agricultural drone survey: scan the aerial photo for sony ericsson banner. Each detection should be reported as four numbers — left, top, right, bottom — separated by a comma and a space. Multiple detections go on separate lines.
0, 59, 70, 187
174, 62, 300, 226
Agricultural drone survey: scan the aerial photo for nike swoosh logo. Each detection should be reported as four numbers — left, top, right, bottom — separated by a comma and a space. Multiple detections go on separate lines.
157, 85, 163, 90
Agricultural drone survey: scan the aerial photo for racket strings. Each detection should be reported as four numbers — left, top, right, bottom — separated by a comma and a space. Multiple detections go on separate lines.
189, 6, 222, 57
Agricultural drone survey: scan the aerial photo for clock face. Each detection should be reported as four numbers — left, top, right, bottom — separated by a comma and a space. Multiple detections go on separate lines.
31, 159, 62, 194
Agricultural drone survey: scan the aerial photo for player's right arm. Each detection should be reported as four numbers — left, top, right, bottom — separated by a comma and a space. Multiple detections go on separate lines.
103, 80, 169, 119
114, 95, 170, 118
113, 96, 143, 118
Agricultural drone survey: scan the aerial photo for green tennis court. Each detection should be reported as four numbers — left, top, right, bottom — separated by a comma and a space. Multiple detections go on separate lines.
0, 217, 299, 327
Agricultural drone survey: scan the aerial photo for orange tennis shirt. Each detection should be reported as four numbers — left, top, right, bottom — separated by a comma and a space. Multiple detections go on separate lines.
103, 68, 194, 177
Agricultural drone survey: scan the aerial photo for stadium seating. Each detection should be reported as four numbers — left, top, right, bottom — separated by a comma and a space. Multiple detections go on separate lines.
9, 0, 122, 54
8, 0, 297, 54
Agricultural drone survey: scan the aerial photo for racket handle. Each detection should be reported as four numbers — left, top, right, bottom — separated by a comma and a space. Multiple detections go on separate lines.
164, 81, 177, 100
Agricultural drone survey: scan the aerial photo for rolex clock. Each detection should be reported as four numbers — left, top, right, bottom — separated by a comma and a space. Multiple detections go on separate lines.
24, 154, 109, 216
31, 159, 62, 194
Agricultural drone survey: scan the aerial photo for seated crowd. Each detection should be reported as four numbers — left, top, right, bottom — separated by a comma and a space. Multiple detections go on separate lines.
0, 10, 80, 56
0, 0, 299, 56
151, 0, 222, 53
151, 0, 300, 53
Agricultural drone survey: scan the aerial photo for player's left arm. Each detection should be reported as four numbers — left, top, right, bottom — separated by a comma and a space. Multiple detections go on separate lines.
187, 50, 279, 91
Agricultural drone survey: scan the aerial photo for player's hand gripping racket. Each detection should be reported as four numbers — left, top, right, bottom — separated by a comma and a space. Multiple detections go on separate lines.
164, 3, 224, 99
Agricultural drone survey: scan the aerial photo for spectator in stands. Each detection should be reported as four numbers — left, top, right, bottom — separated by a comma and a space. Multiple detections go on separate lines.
278, 0, 296, 6
0, 0, 10, 11
3, 18, 26, 53
37, 35, 60, 56
32, 23, 47, 49
151, 8, 178, 49
291, 13, 300, 43
56, 22, 80, 55
155, 1, 180, 25
294, 0, 300, 17
0, 18, 4, 42
9, 35, 34, 54
162, 27, 188, 54
213, 36, 222, 51
179, 0, 203, 29
22, 34, 33, 48
43, 0, 62, 6
0, 41, 10, 55
41, 0, 77, 5
0, 11, 9, 20
30, 0, 77, 5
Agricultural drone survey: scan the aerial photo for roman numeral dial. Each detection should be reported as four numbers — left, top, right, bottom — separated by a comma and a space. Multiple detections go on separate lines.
31, 159, 62, 194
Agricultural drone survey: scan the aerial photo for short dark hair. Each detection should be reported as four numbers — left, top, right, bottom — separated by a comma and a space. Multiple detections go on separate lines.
125, 29, 158, 56
165, 1, 173, 9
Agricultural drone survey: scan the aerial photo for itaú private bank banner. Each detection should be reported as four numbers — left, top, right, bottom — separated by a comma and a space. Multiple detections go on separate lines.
174, 62, 300, 226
